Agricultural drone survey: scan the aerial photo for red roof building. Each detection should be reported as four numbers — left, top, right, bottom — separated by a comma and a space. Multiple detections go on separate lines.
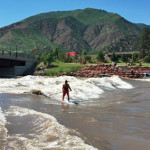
66, 52, 79, 57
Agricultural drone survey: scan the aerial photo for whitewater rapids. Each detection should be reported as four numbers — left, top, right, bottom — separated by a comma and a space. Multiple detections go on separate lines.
0, 75, 133, 102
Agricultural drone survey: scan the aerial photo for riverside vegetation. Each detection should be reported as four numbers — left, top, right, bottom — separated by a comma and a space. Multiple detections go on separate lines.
36, 26, 150, 76
35, 47, 150, 77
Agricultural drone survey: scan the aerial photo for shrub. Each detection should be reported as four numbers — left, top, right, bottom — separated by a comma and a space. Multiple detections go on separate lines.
144, 56, 150, 63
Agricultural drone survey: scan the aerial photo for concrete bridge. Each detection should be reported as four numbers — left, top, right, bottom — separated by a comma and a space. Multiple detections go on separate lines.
0, 51, 37, 77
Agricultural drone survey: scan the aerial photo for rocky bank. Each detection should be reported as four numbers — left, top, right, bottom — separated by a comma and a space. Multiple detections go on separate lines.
34, 64, 150, 78
74, 65, 150, 78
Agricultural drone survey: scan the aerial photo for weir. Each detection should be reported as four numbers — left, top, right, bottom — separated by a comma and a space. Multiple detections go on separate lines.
0, 52, 37, 77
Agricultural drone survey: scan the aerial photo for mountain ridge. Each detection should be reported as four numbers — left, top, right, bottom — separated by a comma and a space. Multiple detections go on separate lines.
0, 8, 149, 54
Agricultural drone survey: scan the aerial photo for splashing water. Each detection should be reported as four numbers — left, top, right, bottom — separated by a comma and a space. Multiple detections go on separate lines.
0, 75, 133, 101
2, 106, 98, 150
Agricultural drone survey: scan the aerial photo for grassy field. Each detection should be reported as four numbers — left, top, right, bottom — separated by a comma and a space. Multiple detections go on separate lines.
44, 61, 84, 76
139, 63, 150, 66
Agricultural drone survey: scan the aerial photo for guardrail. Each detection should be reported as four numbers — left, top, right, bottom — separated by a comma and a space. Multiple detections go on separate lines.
0, 50, 37, 61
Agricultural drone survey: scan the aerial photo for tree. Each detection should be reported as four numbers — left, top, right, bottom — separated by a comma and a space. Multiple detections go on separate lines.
43, 53, 54, 66
131, 52, 136, 65
96, 51, 105, 62
85, 55, 91, 62
121, 55, 128, 65
41, 51, 54, 66
111, 52, 118, 62
82, 50, 87, 64
47, 53, 54, 66
138, 27, 150, 58
65, 53, 73, 63
53, 47, 59, 58
58, 51, 65, 62
144, 56, 150, 63
132, 53, 136, 62
82, 50, 87, 56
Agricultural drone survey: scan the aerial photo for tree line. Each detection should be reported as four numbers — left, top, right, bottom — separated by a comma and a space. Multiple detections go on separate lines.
38, 48, 93, 66
38, 27, 150, 66
97, 27, 150, 64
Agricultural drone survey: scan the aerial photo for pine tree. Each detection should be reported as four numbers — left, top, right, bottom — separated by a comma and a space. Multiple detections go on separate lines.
138, 27, 150, 58
96, 51, 105, 62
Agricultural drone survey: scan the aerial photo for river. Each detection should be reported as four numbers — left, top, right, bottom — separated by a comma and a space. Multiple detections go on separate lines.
0, 75, 150, 150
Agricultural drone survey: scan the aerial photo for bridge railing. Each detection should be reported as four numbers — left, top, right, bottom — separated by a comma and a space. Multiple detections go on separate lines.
0, 50, 36, 59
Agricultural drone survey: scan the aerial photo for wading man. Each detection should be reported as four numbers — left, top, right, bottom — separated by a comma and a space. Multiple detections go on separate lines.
62, 80, 72, 101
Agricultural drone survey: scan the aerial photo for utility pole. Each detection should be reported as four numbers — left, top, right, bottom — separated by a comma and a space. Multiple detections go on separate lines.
16, 45, 18, 57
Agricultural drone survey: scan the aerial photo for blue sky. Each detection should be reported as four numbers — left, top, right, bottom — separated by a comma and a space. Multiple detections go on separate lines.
0, 0, 149, 28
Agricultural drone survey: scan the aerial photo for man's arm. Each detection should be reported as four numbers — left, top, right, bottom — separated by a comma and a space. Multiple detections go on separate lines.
68, 84, 72, 91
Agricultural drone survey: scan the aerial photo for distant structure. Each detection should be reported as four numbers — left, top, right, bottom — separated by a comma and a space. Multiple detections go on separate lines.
108, 52, 139, 58
65, 52, 79, 57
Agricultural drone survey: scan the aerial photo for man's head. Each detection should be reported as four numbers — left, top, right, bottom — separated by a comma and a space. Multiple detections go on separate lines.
65, 80, 68, 83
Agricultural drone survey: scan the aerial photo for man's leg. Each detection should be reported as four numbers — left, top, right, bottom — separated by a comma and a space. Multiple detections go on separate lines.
66, 91, 69, 101
63, 91, 66, 100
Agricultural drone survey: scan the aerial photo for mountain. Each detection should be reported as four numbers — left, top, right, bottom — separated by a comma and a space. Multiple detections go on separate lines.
0, 8, 148, 54
136, 23, 150, 29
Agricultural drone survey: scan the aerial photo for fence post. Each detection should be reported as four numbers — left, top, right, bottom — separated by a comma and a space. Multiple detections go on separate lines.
16, 45, 18, 57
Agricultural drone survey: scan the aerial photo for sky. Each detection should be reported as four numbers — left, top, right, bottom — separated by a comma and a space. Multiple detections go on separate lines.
0, 0, 149, 28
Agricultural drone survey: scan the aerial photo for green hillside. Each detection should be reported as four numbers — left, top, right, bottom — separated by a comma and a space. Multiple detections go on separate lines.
0, 8, 148, 54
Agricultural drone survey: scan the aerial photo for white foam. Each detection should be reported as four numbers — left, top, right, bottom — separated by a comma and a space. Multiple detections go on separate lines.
0, 107, 8, 139
0, 108, 6, 124
5, 106, 98, 150
0, 75, 133, 101
135, 78, 150, 82
104, 76, 133, 89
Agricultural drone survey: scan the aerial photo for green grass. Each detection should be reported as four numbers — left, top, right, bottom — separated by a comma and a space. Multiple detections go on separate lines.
140, 63, 150, 66
44, 61, 84, 76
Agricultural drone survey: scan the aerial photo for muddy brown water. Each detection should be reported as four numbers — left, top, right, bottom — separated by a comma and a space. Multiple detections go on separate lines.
0, 79, 150, 150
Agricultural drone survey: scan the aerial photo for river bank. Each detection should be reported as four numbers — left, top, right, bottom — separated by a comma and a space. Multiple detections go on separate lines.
35, 64, 150, 79
75, 65, 150, 78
